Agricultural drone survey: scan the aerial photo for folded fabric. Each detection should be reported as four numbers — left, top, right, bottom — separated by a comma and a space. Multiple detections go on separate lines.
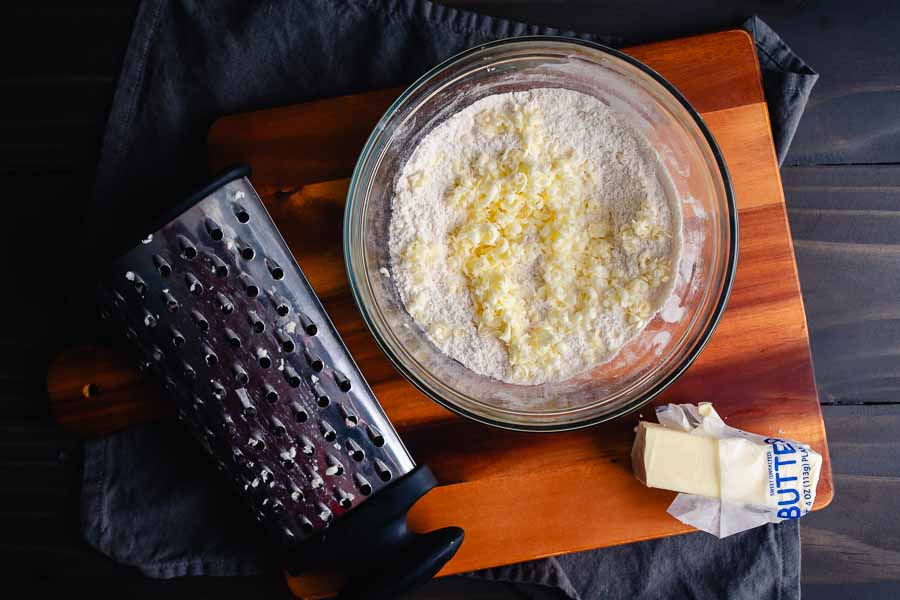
83, 2, 817, 598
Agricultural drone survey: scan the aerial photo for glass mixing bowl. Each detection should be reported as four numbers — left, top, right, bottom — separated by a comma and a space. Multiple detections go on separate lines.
345, 37, 737, 431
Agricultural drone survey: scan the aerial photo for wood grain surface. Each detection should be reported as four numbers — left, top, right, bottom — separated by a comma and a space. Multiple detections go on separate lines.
802, 405, 900, 587
7, 1, 900, 599
784, 165, 900, 404
43, 29, 833, 596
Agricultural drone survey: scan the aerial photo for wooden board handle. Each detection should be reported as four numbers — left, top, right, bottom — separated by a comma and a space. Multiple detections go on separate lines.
47, 345, 172, 436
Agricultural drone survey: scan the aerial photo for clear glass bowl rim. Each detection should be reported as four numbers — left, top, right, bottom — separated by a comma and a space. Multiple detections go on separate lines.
344, 36, 739, 432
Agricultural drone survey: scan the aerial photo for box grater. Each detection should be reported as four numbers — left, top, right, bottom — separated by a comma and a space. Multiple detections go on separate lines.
96, 165, 463, 599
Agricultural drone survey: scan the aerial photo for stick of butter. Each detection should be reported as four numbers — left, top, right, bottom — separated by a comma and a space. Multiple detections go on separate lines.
630, 403, 824, 537
631, 422, 720, 498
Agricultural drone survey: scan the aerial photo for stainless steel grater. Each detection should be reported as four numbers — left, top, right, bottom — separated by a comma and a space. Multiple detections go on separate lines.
96, 165, 463, 599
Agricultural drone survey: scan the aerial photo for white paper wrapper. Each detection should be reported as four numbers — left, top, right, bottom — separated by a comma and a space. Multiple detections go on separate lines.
632, 403, 823, 538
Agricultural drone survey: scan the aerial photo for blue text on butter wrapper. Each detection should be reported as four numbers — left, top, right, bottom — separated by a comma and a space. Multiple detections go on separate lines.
764, 438, 806, 519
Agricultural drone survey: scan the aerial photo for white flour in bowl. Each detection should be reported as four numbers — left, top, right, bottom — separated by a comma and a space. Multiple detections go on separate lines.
389, 88, 681, 385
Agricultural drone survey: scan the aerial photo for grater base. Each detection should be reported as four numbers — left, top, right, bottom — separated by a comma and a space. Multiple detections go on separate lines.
286, 465, 463, 600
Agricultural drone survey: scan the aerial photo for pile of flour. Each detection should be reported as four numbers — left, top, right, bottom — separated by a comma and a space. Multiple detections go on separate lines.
388, 88, 681, 385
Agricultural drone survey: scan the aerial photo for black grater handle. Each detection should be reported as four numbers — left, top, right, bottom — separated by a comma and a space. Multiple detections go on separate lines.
285, 465, 464, 598
337, 526, 464, 600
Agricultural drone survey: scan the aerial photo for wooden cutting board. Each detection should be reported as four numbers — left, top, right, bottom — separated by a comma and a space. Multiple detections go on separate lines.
47, 29, 832, 598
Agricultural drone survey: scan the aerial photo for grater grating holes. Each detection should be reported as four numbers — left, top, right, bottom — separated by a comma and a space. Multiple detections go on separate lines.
292, 402, 308, 423
290, 484, 304, 503
161, 290, 179, 312
205, 218, 224, 241
304, 348, 324, 372
234, 204, 251, 223
335, 488, 354, 509
346, 438, 365, 462
333, 369, 351, 392
298, 312, 317, 336
210, 379, 226, 400
270, 416, 287, 437
263, 383, 279, 403
298, 435, 315, 455
202, 344, 218, 366
374, 459, 392, 482
260, 467, 274, 485
366, 424, 385, 447
236, 388, 255, 415
325, 455, 344, 477
339, 403, 358, 427
271, 292, 290, 317
185, 272, 204, 295
192, 309, 209, 331
224, 328, 241, 348
233, 363, 250, 385
317, 503, 332, 523
202, 251, 229, 277
239, 272, 259, 297
142, 308, 157, 328
153, 254, 172, 277
247, 310, 265, 333
177, 235, 197, 259
284, 365, 301, 388
307, 468, 324, 490
265, 257, 284, 280
126, 271, 148, 297
275, 329, 295, 353
182, 361, 197, 379
236, 238, 255, 260
256, 347, 272, 369
312, 380, 329, 408
215, 292, 234, 315
354, 474, 373, 496
320, 420, 337, 442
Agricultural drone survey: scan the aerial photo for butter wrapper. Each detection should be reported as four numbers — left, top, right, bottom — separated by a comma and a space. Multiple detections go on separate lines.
630, 403, 823, 538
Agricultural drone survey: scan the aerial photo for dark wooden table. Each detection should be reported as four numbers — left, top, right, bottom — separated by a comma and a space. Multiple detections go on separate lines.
3, 1, 898, 598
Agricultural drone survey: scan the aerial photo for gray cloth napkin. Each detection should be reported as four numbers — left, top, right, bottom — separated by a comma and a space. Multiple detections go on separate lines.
83, 2, 817, 598
745, 15, 818, 164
